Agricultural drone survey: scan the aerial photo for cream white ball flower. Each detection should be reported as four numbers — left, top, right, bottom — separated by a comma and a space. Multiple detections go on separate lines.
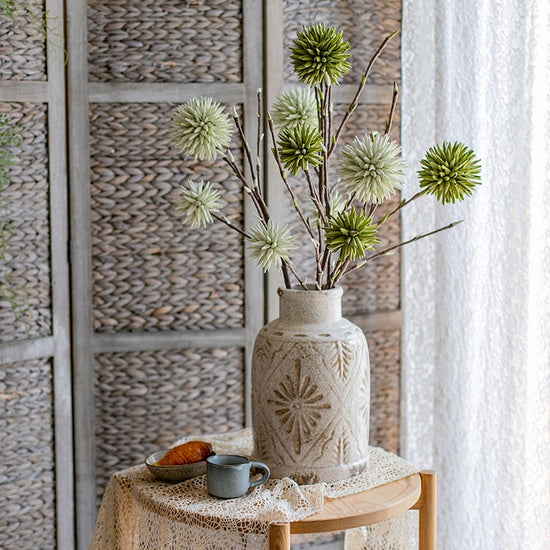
172, 97, 232, 161
177, 180, 222, 228
338, 132, 407, 204
247, 221, 295, 272
271, 87, 318, 130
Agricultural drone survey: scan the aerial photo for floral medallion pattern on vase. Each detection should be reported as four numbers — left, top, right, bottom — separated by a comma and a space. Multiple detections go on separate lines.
252, 287, 370, 484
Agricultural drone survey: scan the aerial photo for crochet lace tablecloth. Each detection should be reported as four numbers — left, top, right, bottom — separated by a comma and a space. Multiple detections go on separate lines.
90, 429, 420, 550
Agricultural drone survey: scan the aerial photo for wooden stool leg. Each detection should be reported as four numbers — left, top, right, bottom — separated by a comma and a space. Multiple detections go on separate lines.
269, 522, 290, 550
418, 470, 437, 550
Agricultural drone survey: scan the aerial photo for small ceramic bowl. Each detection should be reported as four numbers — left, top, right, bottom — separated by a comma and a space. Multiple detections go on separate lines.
145, 449, 207, 482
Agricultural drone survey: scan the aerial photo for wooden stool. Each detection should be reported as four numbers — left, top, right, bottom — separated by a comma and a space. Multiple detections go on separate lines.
269, 470, 436, 550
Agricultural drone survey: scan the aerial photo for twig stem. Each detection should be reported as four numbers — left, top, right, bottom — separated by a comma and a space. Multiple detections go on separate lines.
232, 111, 258, 189
266, 116, 318, 243
212, 212, 250, 239
329, 30, 399, 157
378, 189, 427, 225
256, 89, 263, 191
384, 81, 399, 135
329, 258, 350, 288
223, 155, 270, 223
285, 261, 308, 289
304, 169, 326, 225
362, 220, 464, 264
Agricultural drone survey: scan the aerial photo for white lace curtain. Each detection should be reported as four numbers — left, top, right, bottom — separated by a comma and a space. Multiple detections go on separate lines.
401, 1, 550, 548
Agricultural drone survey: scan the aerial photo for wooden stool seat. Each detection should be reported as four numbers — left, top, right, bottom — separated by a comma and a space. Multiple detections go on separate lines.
269, 470, 436, 550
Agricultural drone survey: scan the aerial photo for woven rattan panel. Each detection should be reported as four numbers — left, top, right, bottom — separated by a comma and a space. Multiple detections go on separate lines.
87, 0, 243, 83
89, 102, 244, 332
0, 102, 51, 343
0, 1, 47, 81
368, 329, 400, 452
94, 347, 245, 498
0, 358, 56, 549
283, 0, 401, 86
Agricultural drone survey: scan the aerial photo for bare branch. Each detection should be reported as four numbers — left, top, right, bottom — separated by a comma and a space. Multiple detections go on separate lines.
266, 116, 318, 243
232, 109, 257, 188
384, 81, 399, 135
329, 30, 399, 157
378, 189, 427, 225
212, 212, 250, 238
285, 261, 308, 290
365, 221, 464, 263
256, 89, 263, 192
223, 155, 270, 223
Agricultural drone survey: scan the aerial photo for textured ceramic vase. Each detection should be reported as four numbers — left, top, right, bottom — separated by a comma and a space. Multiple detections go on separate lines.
251, 286, 370, 484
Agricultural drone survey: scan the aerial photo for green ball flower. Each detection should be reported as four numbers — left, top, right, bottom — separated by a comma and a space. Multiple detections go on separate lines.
172, 97, 232, 161
338, 132, 407, 204
324, 208, 379, 261
247, 221, 296, 272
177, 180, 222, 228
290, 23, 351, 86
271, 87, 318, 130
277, 124, 324, 175
418, 141, 482, 204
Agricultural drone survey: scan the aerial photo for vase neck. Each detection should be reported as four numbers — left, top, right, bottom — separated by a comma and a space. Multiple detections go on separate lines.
278, 287, 343, 324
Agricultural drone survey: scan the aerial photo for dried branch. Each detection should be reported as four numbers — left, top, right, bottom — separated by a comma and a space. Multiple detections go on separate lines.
366, 221, 464, 263
232, 109, 258, 188
384, 81, 399, 135
256, 89, 263, 192
378, 189, 427, 225
266, 116, 318, 244
329, 30, 399, 157
285, 261, 308, 290
212, 212, 250, 239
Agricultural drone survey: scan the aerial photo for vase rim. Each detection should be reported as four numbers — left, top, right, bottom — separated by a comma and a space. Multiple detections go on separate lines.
277, 285, 343, 296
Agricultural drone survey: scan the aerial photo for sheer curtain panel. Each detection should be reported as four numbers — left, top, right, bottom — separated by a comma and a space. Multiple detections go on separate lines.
401, 0, 550, 548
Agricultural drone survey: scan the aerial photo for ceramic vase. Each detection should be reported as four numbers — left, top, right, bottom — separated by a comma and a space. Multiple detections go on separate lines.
251, 286, 370, 484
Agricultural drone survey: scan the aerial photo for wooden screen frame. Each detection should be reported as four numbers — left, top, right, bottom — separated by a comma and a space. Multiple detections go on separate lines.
0, 0, 74, 547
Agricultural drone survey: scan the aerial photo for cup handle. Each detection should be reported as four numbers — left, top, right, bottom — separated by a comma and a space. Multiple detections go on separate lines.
249, 461, 270, 488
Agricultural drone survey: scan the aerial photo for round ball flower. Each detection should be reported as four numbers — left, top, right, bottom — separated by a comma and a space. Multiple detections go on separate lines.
338, 132, 407, 204
271, 87, 318, 130
177, 180, 222, 228
172, 97, 232, 161
418, 141, 482, 204
324, 208, 379, 261
290, 23, 351, 86
277, 124, 324, 175
247, 221, 295, 272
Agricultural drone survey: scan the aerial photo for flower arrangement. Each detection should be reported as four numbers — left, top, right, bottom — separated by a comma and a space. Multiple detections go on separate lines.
172, 23, 481, 290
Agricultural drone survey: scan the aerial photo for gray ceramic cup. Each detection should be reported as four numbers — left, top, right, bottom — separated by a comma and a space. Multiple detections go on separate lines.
206, 454, 270, 498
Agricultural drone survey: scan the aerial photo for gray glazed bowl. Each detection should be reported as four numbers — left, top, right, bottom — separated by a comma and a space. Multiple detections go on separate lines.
145, 449, 207, 482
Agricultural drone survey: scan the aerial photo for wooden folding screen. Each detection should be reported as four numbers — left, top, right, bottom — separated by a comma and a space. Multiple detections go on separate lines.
1, 1, 402, 548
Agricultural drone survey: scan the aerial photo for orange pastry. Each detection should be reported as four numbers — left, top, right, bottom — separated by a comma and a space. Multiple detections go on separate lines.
154, 441, 213, 466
